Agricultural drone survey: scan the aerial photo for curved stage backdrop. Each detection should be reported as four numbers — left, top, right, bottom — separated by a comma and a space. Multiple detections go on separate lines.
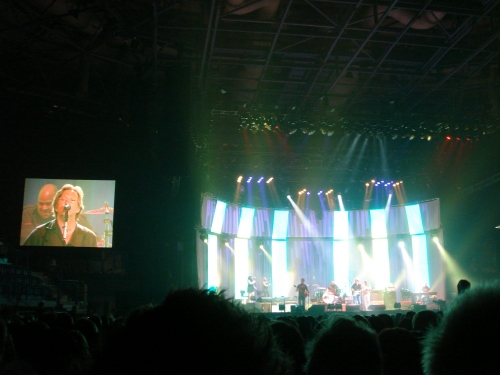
197, 194, 445, 303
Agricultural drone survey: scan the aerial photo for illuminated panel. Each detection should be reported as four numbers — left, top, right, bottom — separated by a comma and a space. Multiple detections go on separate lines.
271, 240, 287, 297
272, 210, 289, 240
370, 209, 387, 239
412, 234, 429, 289
234, 238, 249, 299
333, 211, 349, 240
333, 240, 349, 287
237, 207, 255, 239
210, 200, 227, 234
405, 204, 424, 235
207, 234, 218, 289
333, 211, 349, 284
372, 239, 390, 288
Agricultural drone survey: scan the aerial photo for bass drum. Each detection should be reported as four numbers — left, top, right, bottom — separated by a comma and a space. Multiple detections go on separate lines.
322, 292, 335, 304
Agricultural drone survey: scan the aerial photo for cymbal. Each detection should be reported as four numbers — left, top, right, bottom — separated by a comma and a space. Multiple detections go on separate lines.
84, 206, 114, 214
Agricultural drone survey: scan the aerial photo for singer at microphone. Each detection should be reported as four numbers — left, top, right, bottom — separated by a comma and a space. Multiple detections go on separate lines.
22, 184, 97, 247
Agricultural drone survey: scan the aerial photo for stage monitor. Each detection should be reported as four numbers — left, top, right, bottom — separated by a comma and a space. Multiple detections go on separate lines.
20, 178, 115, 248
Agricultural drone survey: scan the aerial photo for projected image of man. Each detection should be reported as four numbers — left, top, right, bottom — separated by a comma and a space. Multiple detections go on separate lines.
23, 184, 97, 247
21, 183, 97, 244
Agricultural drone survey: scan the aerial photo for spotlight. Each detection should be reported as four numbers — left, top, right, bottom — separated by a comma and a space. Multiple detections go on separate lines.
224, 238, 229, 246
257, 177, 264, 183
237, 176, 243, 182
199, 229, 208, 243
247, 177, 252, 183
266, 177, 273, 183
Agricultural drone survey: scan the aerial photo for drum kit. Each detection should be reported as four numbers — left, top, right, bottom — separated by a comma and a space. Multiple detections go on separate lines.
83, 202, 114, 248
312, 284, 344, 304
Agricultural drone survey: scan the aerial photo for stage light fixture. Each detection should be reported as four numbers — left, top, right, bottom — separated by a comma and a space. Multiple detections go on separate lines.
266, 177, 273, 183
237, 176, 243, 182
247, 177, 252, 183
257, 177, 264, 183
199, 229, 208, 243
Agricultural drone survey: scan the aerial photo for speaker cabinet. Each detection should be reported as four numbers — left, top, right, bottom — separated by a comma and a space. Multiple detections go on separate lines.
410, 304, 427, 312
346, 304, 360, 312
369, 304, 386, 311
308, 304, 327, 314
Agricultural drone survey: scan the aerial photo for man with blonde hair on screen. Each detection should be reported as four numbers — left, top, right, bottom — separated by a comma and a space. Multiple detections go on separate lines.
23, 184, 97, 247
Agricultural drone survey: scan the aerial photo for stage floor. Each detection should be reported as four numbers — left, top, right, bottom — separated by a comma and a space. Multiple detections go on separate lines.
243, 300, 441, 316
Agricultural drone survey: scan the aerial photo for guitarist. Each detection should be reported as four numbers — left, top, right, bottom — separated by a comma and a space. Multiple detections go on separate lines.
361, 280, 372, 311
247, 276, 257, 302
351, 278, 362, 305
295, 278, 309, 310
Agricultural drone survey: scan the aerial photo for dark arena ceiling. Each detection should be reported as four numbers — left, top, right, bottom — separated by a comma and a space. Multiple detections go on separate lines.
2, 0, 500, 205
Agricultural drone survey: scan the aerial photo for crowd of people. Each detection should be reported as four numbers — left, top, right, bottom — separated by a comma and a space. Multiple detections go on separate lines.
0, 278, 496, 375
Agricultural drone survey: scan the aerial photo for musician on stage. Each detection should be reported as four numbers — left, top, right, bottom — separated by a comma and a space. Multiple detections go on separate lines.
295, 278, 309, 309
262, 277, 270, 297
351, 278, 362, 304
421, 283, 430, 293
327, 281, 340, 296
420, 282, 431, 304
361, 280, 372, 311
247, 276, 257, 302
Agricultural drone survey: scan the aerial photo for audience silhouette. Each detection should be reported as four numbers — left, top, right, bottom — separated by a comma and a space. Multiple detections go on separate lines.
1, 280, 499, 375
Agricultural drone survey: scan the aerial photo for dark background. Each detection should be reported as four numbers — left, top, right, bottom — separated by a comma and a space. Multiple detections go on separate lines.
0, 65, 199, 307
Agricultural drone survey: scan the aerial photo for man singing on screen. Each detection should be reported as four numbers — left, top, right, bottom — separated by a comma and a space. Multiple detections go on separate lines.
21, 183, 98, 244
23, 184, 97, 247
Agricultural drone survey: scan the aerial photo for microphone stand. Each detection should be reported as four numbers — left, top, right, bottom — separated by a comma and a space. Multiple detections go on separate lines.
63, 210, 69, 243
